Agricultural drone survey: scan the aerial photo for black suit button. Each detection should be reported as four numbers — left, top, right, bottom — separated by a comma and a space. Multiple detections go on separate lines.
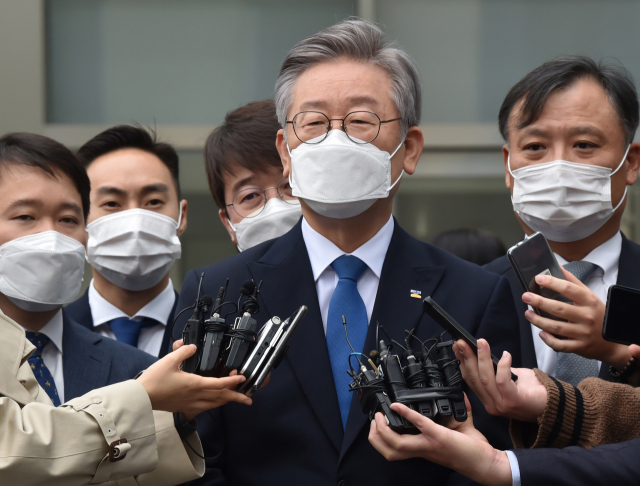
338, 481, 347, 486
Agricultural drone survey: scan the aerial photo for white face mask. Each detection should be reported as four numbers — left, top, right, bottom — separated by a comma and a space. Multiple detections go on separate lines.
508, 146, 630, 242
228, 197, 302, 252
86, 208, 182, 291
0, 231, 85, 312
287, 130, 404, 219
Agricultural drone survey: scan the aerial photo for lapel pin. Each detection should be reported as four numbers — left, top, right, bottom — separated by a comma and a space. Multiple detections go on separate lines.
410, 289, 422, 299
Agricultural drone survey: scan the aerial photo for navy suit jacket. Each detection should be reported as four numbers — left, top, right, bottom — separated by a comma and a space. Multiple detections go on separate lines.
65, 288, 179, 358
484, 233, 640, 378
514, 438, 640, 486
62, 309, 157, 401
174, 219, 522, 486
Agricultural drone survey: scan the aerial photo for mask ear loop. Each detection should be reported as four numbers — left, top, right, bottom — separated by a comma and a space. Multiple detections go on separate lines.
608, 145, 632, 213
388, 138, 407, 190
611, 144, 631, 176
507, 149, 516, 178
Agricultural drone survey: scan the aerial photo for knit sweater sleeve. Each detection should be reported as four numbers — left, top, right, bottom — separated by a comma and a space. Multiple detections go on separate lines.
510, 369, 640, 450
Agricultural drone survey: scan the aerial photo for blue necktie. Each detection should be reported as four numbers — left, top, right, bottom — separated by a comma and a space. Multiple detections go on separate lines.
326, 255, 369, 429
25, 331, 61, 406
109, 317, 158, 348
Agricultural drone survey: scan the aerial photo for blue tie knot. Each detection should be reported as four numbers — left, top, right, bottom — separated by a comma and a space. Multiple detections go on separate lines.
331, 255, 368, 282
25, 331, 50, 358
109, 317, 158, 347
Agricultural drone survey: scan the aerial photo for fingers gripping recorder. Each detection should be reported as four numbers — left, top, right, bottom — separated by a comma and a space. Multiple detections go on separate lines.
176, 274, 307, 396
345, 318, 467, 434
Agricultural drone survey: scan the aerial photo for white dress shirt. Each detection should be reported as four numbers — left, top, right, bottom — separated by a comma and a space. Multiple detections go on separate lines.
531, 231, 622, 376
301, 215, 394, 333
24, 309, 65, 403
88, 279, 175, 356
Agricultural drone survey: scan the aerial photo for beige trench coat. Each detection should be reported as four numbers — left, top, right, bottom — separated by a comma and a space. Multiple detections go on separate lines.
0, 309, 204, 485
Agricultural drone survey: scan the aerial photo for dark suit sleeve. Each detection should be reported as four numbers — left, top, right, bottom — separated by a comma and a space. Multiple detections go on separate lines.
176, 270, 228, 486
466, 275, 523, 451
515, 438, 640, 486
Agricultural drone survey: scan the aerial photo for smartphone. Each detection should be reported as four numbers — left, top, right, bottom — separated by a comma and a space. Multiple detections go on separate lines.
507, 232, 570, 321
423, 296, 518, 382
237, 305, 307, 396
603, 285, 640, 346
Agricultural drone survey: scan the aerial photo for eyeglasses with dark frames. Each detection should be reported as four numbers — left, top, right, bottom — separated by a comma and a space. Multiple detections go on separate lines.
285, 111, 402, 144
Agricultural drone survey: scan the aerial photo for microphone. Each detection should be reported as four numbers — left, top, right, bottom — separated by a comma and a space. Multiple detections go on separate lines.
201, 295, 213, 314
240, 280, 255, 296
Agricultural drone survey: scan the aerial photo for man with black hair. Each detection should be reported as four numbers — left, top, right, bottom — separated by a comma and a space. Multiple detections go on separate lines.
0, 132, 255, 485
484, 55, 640, 384
204, 99, 301, 252
0, 132, 155, 404
66, 125, 187, 358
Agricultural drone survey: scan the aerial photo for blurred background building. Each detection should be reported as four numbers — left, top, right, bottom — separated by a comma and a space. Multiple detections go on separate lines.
3, 0, 640, 291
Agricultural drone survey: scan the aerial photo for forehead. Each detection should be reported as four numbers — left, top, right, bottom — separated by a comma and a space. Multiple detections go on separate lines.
222, 162, 284, 195
87, 148, 177, 195
0, 164, 82, 206
290, 58, 395, 115
509, 77, 624, 138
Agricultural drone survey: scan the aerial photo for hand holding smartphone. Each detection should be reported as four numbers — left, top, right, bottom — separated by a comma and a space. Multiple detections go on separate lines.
507, 232, 570, 322
423, 297, 518, 382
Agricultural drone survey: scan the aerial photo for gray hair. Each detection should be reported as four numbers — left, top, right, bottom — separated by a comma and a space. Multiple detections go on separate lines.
275, 18, 421, 138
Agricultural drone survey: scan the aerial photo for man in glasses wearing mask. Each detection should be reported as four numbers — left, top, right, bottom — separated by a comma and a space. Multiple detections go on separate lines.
205, 99, 302, 252
175, 19, 521, 486
484, 56, 640, 385
66, 125, 186, 358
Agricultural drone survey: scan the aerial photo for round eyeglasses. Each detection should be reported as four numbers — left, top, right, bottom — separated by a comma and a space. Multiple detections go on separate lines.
225, 178, 296, 218
286, 110, 402, 144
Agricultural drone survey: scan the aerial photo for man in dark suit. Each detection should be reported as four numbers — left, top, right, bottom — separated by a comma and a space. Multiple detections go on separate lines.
174, 19, 521, 486
62, 310, 156, 401
484, 56, 640, 383
0, 132, 156, 407
66, 125, 187, 358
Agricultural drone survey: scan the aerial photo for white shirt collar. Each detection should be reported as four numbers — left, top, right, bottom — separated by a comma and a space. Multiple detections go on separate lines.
88, 279, 175, 327
301, 215, 394, 282
554, 231, 622, 279
24, 308, 64, 355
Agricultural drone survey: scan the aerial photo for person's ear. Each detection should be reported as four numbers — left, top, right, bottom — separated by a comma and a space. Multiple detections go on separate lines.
503, 145, 513, 193
401, 126, 423, 175
219, 208, 237, 245
625, 142, 640, 186
276, 129, 291, 179
177, 199, 188, 237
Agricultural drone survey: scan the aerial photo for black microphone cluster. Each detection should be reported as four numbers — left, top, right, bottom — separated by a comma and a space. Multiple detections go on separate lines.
345, 320, 467, 434
178, 273, 307, 396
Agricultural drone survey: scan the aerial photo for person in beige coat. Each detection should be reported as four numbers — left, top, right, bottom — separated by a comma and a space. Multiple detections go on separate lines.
0, 132, 252, 485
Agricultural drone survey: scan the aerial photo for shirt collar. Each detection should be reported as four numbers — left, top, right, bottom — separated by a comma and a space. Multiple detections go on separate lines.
30, 308, 64, 355
301, 215, 394, 282
554, 231, 622, 279
88, 279, 175, 327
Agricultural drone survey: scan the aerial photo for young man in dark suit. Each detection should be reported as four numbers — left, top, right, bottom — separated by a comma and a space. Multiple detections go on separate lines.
174, 19, 521, 486
0, 132, 156, 405
484, 56, 640, 383
66, 126, 187, 358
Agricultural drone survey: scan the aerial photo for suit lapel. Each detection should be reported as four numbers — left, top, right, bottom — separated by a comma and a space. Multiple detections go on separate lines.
158, 290, 179, 358
62, 313, 112, 401
247, 222, 344, 452
340, 223, 445, 461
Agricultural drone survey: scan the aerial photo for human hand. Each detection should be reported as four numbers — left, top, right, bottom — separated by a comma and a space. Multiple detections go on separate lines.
454, 339, 547, 422
138, 343, 252, 421
369, 400, 511, 486
522, 268, 632, 370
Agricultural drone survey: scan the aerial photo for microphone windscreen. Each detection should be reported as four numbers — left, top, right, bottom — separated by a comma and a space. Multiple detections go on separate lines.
201, 295, 213, 307
240, 279, 255, 296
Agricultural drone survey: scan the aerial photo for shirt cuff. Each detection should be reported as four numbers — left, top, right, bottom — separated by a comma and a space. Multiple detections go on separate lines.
505, 450, 521, 486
